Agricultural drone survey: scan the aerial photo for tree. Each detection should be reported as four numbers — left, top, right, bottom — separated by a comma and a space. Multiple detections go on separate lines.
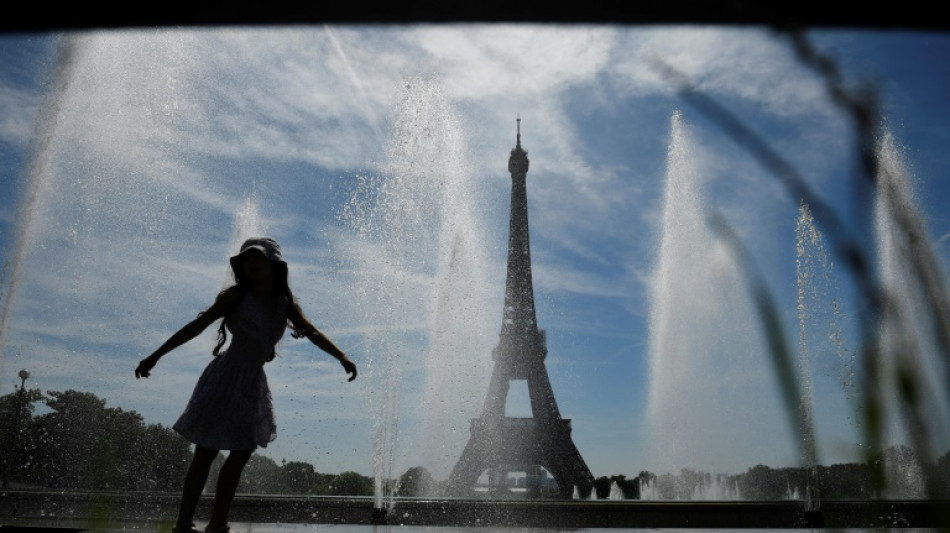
310, 471, 340, 495
279, 461, 319, 494
331, 471, 373, 496
633, 471, 656, 500
818, 462, 873, 499
29, 389, 191, 490
0, 387, 45, 486
592, 476, 611, 499
32, 390, 119, 488
935, 449, 950, 497
240, 454, 281, 494
397, 466, 436, 497
882, 444, 925, 498
738, 464, 799, 500
610, 474, 638, 499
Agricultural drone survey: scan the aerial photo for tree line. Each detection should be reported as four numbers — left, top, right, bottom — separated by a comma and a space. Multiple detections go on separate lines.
0, 388, 373, 495
594, 445, 950, 500
3, 387, 948, 499
0, 387, 454, 498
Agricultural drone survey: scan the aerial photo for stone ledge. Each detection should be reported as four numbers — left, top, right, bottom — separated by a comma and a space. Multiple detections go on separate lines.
2, 491, 949, 528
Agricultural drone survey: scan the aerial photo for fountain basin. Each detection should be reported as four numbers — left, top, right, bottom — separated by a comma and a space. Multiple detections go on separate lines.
2, 490, 948, 529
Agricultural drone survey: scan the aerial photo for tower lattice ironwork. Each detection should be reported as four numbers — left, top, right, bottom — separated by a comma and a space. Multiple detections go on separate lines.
445, 119, 594, 499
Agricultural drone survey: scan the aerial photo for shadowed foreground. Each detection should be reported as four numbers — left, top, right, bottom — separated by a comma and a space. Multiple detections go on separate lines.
1, 490, 949, 529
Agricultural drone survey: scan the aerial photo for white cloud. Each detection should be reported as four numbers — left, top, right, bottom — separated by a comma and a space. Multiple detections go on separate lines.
612, 28, 833, 116
0, 84, 39, 145
411, 25, 615, 99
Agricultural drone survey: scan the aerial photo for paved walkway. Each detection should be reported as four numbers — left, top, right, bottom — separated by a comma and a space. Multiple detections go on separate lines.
5, 523, 418, 533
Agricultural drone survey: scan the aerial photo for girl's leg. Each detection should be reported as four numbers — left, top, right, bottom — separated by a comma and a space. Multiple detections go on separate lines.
206, 449, 253, 531
176, 446, 219, 530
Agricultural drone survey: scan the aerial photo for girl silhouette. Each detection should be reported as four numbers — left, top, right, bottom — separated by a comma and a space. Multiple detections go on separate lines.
135, 237, 357, 533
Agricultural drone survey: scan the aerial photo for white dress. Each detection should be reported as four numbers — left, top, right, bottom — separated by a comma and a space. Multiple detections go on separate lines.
173, 292, 288, 450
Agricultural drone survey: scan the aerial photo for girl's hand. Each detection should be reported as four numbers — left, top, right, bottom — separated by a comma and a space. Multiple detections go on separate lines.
340, 356, 357, 382
135, 356, 157, 379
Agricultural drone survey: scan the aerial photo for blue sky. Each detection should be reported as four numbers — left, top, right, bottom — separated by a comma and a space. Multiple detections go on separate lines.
0, 26, 949, 486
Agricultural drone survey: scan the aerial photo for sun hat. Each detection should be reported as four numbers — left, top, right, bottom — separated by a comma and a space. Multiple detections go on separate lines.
229, 237, 286, 273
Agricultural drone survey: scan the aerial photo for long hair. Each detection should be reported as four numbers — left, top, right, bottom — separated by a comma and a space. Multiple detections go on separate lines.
210, 259, 306, 359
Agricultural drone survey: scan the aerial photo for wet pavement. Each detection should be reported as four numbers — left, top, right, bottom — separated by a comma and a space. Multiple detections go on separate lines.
3, 491, 950, 531
2, 524, 622, 533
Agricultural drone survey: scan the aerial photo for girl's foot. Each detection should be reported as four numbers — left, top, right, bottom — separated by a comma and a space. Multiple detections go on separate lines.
172, 523, 201, 533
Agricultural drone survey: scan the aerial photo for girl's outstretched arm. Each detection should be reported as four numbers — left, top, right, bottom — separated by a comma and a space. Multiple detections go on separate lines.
135, 287, 241, 379
289, 302, 357, 382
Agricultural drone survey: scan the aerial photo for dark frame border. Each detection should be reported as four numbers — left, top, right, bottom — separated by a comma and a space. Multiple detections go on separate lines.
3, 1, 949, 34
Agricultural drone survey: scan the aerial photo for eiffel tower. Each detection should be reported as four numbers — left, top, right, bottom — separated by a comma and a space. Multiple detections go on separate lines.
445, 118, 595, 499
